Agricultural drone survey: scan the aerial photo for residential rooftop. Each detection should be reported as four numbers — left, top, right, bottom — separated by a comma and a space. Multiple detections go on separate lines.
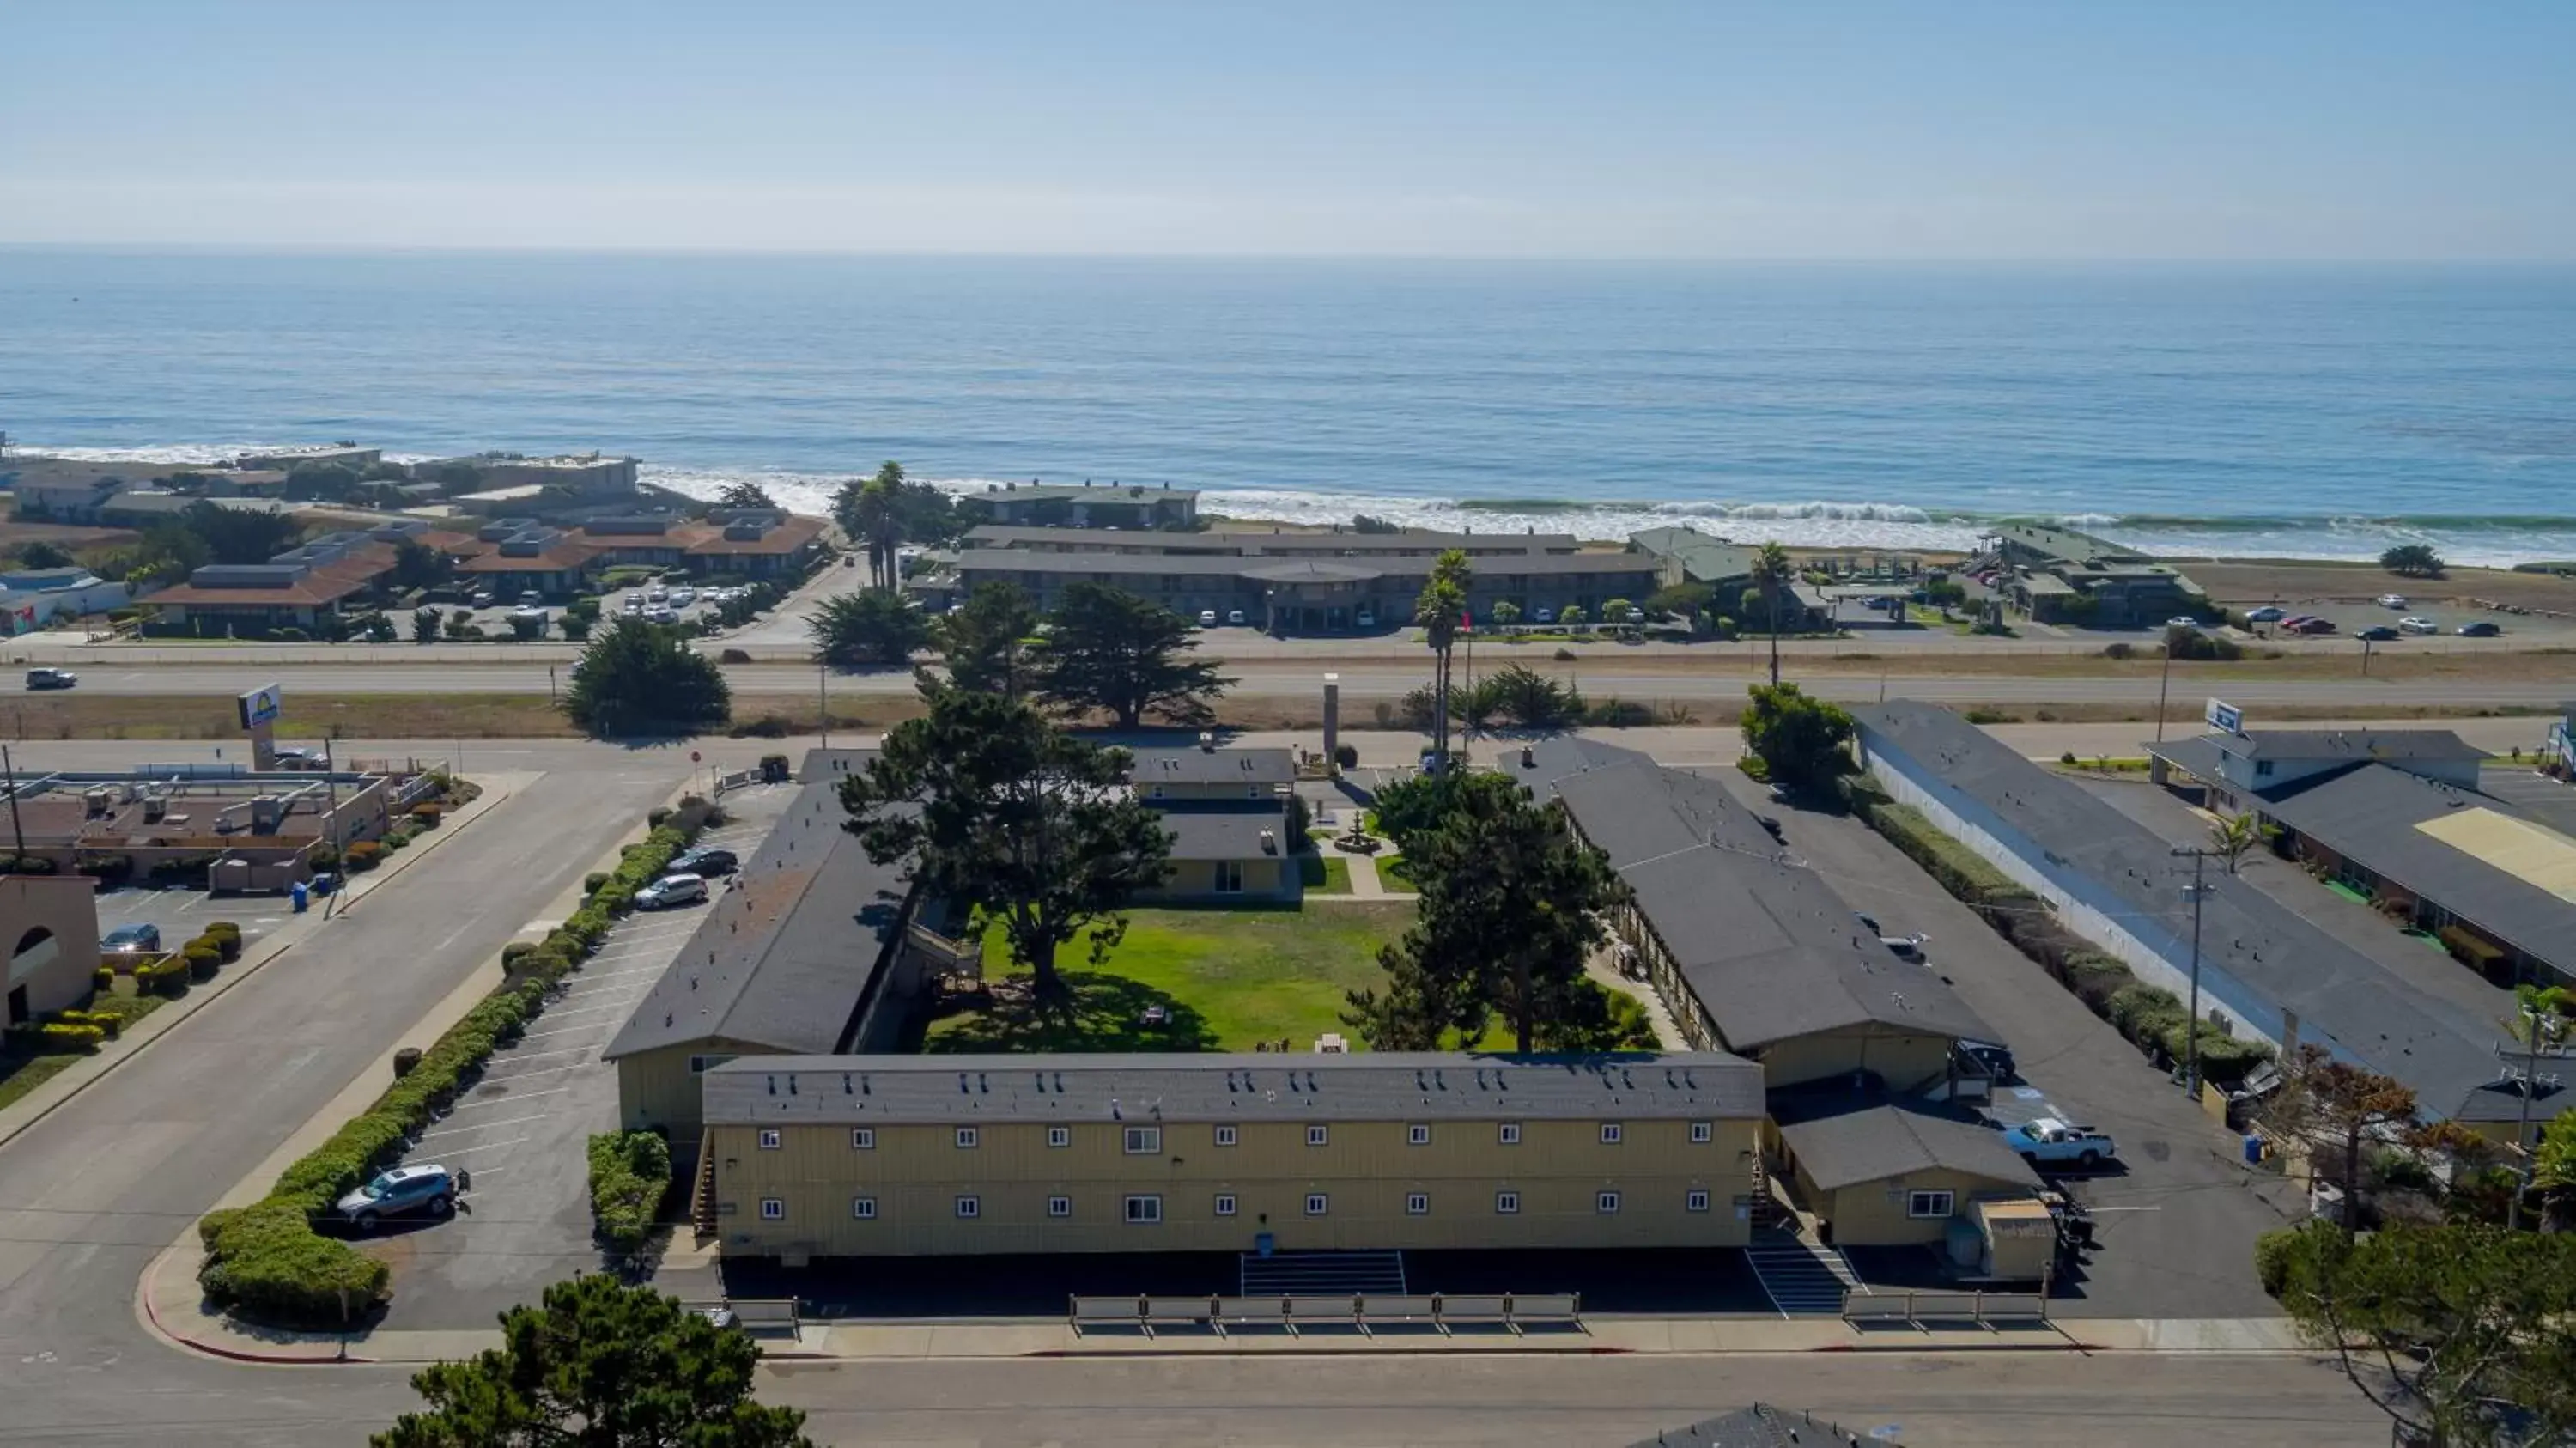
1127, 745, 1297, 787
1768, 1089, 2042, 1193
702, 1050, 1766, 1127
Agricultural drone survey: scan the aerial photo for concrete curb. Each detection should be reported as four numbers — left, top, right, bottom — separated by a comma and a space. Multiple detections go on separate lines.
137, 1244, 375, 1366
0, 772, 526, 1154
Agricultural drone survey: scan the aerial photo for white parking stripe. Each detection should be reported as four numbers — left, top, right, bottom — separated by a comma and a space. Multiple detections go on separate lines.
483, 1045, 597, 1067
421, 1112, 555, 1140
447, 1086, 570, 1109
527, 999, 649, 1021
576, 964, 681, 983
475, 1062, 594, 1083
433, 1136, 532, 1158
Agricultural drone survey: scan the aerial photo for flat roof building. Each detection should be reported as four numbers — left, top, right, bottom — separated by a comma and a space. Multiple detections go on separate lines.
703, 1050, 1766, 1261
961, 481, 1198, 531
1853, 701, 2553, 1130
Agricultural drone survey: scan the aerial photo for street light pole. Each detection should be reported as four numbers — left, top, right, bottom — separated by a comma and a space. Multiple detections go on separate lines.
2154, 636, 2177, 744
2170, 845, 2219, 1100
817, 659, 830, 752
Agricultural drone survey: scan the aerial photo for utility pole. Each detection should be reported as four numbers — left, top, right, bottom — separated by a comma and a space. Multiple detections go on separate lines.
2, 745, 24, 862
2360, 636, 2375, 677
2154, 634, 2178, 744
817, 659, 829, 751
2170, 845, 2219, 1100
320, 738, 342, 918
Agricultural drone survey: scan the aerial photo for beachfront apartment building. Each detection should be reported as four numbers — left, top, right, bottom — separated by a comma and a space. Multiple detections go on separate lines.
962, 482, 1199, 530
235, 445, 382, 473
1980, 521, 2203, 628
702, 1051, 1766, 1261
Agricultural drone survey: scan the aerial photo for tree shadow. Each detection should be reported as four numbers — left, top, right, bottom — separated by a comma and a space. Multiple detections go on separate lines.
924, 970, 1218, 1053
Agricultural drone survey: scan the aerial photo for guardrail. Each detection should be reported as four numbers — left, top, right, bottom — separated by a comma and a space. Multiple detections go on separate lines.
1840, 1287, 2048, 1329
1068, 1291, 1582, 1337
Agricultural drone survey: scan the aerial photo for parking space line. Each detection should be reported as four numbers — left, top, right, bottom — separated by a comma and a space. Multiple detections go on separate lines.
433, 1136, 532, 1158
450, 1086, 571, 1107
528, 999, 648, 1021
577, 964, 682, 983
482, 1045, 598, 1067
476, 1062, 597, 1083
516, 1021, 623, 1041
421, 1112, 556, 1140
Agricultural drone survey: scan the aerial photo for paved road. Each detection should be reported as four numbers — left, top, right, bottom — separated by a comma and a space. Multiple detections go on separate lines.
0, 756, 677, 1446
8, 659, 2573, 709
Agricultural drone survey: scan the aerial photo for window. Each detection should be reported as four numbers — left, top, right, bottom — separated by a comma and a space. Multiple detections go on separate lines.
1406, 1192, 1429, 1216
1498, 1123, 1522, 1146
1599, 1123, 1623, 1145
1048, 1125, 1071, 1148
1214, 1194, 1237, 1217
1306, 1124, 1328, 1147
1494, 1190, 1521, 1214
849, 1129, 874, 1151
1907, 1189, 1956, 1220
688, 1053, 737, 1074
1216, 860, 1244, 894
851, 1196, 876, 1220
1407, 1123, 1431, 1146
955, 1195, 981, 1220
1247, 784, 1263, 800
1689, 1121, 1713, 1144
1048, 1196, 1072, 1219
2255, 759, 2275, 777
1686, 1189, 1711, 1213
756, 1129, 781, 1150
955, 1127, 979, 1149
759, 1197, 784, 1221
1214, 1124, 1238, 1147
1125, 1195, 1163, 1225
1150, 783, 1165, 800
1123, 1126, 1163, 1155
1596, 1191, 1622, 1214
1304, 1193, 1329, 1216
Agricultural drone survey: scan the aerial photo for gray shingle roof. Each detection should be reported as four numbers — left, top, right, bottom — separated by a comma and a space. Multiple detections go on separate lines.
1158, 806, 1291, 862
604, 760, 914, 1060
1628, 526, 1757, 584
1129, 746, 1296, 786
2251, 764, 2576, 978
1622, 1405, 1903, 1448
967, 523, 1575, 554
1538, 748, 1995, 1052
1770, 1092, 2043, 1192
957, 548, 1658, 582
702, 1050, 1765, 1126
1852, 702, 2540, 1123
2222, 729, 2488, 764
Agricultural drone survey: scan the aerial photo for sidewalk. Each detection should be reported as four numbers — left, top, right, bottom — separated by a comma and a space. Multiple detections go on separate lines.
0, 771, 534, 1153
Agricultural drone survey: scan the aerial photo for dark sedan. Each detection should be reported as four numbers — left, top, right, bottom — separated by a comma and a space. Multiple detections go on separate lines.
669, 846, 739, 878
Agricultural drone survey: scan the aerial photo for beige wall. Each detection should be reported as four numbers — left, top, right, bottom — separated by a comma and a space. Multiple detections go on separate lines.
713, 1114, 1760, 1258
617, 1037, 783, 1144
1753, 1029, 1956, 1092
3, 875, 102, 1022
1142, 857, 1292, 902
1791, 1161, 2032, 1248
1142, 782, 1282, 805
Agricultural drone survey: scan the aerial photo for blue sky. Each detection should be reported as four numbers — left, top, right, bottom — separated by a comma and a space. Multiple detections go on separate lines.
3, 1, 2569, 258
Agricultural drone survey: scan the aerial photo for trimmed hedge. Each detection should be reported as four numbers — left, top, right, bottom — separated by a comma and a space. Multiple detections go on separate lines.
196, 802, 707, 1329
1862, 801, 2031, 906
586, 1129, 672, 1252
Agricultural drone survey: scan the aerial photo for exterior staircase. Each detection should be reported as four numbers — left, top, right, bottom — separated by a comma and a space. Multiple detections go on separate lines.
1239, 1250, 1409, 1296
1745, 1226, 1865, 1316
689, 1145, 719, 1239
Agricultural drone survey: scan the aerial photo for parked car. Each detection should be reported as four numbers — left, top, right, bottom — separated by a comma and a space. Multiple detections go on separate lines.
2244, 605, 2286, 624
669, 588, 698, 607
1958, 1039, 2018, 1082
336, 1164, 457, 1232
646, 606, 681, 625
2458, 620, 2502, 637
635, 873, 709, 910
1197, 610, 1218, 627
2290, 617, 2337, 635
23, 667, 76, 691
646, 587, 668, 603
101, 923, 161, 953
2004, 1117, 2117, 1169
2376, 593, 2409, 609
623, 593, 646, 612
2357, 624, 2400, 642
519, 591, 543, 607
2163, 616, 2200, 629
470, 591, 495, 607
509, 605, 548, 623
669, 846, 738, 878
1227, 609, 1247, 625
1354, 611, 1376, 628
2397, 616, 2439, 635
1533, 607, 1556, 624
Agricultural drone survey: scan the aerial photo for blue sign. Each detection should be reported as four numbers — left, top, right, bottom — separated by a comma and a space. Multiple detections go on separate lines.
2205, 698, 2243, 734
238, 684, 283, 730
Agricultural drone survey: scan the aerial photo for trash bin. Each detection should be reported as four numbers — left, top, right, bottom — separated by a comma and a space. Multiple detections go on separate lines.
290, 880, 310, 914
310, 872, 337, 897
2242, 1134, 2263, 1165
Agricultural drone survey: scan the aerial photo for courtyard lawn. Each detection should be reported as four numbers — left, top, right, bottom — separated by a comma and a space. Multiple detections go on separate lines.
925, 903, 1413, 1054
1302, 855, 1352, 896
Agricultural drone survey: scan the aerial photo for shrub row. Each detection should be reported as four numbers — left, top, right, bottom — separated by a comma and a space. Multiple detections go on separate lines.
1857, 800, 2275, 1088
196, 804, 706, 1329
586, 1129, 672, 1252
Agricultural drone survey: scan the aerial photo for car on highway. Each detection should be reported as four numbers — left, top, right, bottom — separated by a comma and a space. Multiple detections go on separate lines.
668, 846, 738, 877
2397, 616, 2439, 635
2458, 620, 2502, 637
2004, 1117, 2117, 1169
1197, 610, 1218, 627
635, 873, 709, 910
2376, 593, 2409, 609
2357, 624, 2400, 642
2289, 617, 2337, 635
23, 667, 76, 690
101, 923, 162, 953
336, 1164, 457, 1231
2244, 605, 2286, 624
272, 746, 328, 770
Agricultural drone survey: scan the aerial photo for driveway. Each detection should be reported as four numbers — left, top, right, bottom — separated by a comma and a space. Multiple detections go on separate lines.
1694, 768, 2297, 1319
364, 787, 802, 1330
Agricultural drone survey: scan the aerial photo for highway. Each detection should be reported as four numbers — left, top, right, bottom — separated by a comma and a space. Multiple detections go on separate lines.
9, 658, 2573, 710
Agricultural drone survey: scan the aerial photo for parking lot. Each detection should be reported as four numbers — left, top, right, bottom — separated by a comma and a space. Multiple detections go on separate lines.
1696, 769, 2298, 1319
94, 884, 287, 957
359, 786, 796, 1330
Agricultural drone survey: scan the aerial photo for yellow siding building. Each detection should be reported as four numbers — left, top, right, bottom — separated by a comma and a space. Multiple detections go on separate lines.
704, 1052, 1765, 1261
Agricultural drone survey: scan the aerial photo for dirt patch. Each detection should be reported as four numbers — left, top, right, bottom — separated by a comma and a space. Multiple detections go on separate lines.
2187, 558, 2576, 614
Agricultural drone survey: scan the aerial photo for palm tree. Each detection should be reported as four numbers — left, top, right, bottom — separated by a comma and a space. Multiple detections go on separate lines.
849, 462, 905, 591
1414, 549, 1472, 765
2208, 811, 2273, 874
1754, 540, 1794, 685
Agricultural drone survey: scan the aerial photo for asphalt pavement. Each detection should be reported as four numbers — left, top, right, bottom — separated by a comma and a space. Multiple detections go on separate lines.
0, 753, 676, 1446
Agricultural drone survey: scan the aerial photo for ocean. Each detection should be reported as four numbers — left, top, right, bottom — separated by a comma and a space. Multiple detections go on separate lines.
4, 250, 2574, 565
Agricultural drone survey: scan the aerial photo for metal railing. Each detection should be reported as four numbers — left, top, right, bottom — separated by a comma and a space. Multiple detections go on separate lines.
683, 1297, 801, 1337
1068, 1291, 1582, 1337
1840, 1287, 2049, 1329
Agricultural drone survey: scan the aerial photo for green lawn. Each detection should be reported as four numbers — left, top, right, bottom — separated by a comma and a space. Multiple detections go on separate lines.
1380, 854, 1418, 889
926, 903, 1413, 1054
1302, 855, 1352, 896
0, 1054, 82, 1114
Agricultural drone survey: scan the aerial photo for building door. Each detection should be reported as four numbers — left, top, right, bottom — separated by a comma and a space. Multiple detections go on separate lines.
6, 984, 27, 1025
